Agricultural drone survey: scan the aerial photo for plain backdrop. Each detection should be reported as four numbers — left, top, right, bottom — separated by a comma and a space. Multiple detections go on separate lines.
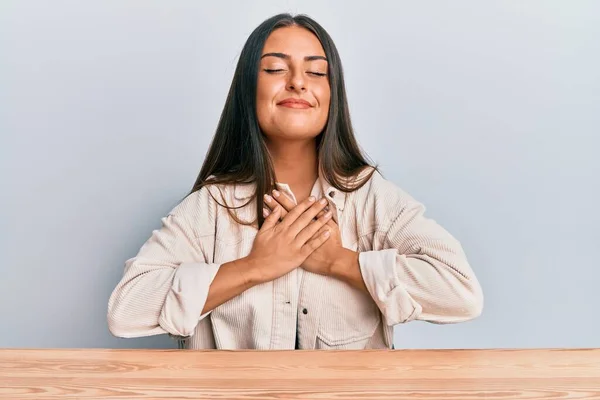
1, 1, 599, 349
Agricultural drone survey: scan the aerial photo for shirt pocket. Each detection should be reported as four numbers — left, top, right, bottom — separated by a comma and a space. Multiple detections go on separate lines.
315, 278, 381, 349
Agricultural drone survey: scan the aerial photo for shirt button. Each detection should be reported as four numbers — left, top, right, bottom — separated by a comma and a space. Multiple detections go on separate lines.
302, 308, 308, 315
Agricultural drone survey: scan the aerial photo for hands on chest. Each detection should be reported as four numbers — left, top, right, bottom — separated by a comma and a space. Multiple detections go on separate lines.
245, 190, 366, 293
267, 189, 344, 276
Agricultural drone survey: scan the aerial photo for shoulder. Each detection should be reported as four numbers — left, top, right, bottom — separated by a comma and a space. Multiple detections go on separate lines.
353, 168, 419, 208
166, 182, 241, 236
349, 168, 425, 224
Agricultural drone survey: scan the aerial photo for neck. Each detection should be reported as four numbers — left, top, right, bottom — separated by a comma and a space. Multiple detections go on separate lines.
265, 138, 319, 187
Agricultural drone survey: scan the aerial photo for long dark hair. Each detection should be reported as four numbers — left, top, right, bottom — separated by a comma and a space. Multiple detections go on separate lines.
189, 13, 376, 227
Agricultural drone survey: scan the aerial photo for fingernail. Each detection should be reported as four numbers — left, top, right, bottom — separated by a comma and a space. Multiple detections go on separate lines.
308, 196, 315, 202
272, 190, 280, 198
324, 211, 332, 219
264, 194, 272, 203
263, 208, 270, 217
323, 230, 331, 237
319, 198, 327, 205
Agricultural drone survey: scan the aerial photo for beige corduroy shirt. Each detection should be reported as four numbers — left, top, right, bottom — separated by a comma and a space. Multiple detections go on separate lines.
107, 169, 483, 349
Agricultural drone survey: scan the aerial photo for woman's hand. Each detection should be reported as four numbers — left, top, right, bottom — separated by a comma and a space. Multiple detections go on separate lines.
246, 194, 333, 284
263, 190, 345, 276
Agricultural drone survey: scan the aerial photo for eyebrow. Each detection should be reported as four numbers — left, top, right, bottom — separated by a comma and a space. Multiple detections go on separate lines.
261, 52, 328, 62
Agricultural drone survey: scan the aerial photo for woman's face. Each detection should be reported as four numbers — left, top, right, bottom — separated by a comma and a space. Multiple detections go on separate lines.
256, 26, 331, 142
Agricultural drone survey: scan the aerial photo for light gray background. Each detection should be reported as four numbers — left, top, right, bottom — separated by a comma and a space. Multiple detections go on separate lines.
1, 1, 598, 349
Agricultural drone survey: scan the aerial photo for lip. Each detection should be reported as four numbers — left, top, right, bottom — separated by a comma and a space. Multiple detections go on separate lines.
277, 98, 312, 109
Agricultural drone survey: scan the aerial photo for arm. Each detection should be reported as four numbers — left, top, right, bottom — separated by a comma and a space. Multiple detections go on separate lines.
107, 190, 260, 339
354, 195, 484, 326
201, 256, 263, 314
264, 173, 482, 325
108, 191, 330, 338
327, 169, 483, 326
330, 248, 368, 292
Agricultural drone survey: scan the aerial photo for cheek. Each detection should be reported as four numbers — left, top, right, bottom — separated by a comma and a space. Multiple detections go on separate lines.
256, 79, 270, 108
256, 78, 283, 117
256, 79, 274, 127
317, 85, 331, 119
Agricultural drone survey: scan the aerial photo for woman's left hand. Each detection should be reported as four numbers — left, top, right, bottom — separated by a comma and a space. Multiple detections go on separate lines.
263, 190, 344, 276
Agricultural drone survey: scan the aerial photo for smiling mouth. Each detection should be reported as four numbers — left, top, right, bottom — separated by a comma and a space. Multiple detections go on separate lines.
277, 99, 312, 109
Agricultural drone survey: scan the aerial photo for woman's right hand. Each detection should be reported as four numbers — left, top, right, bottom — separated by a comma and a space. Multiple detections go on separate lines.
246, 194, 333, 284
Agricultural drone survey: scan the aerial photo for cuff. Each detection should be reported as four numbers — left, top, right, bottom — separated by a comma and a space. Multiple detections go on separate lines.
158, 262, 221, 337
359, 249, 420, 325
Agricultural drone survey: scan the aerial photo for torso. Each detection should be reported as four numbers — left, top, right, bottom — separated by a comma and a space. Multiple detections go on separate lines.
182, 169, 393, 350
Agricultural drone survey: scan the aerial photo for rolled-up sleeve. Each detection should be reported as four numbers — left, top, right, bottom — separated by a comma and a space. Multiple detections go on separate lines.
359, 192, 483, 326
108, 190, 220, 338
157, 260, 220, 336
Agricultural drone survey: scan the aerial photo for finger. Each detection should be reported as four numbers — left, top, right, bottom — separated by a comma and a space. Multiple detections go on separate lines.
263, 192, 287, 212
264, 193, 290, 220
314, 206, 331, 220
315, 208, 337, 229
325, 219, 337, 229
312, 223, 330, 239
260, 205, 281, 230
295, 209, 333, 244
279, 195, 317, 228
301, 228, 331, 257
263, 194, 275, 211
271, 190, 295, 213
289, 198, 329, 237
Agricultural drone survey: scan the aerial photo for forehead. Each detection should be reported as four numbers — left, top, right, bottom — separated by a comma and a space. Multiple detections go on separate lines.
262, 26, 326, 57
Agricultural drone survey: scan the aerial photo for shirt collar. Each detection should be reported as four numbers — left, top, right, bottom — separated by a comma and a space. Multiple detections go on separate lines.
233, 173, 351, 212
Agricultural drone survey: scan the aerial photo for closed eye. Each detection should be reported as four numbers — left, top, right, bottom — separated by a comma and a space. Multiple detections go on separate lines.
263, 69, 327, 77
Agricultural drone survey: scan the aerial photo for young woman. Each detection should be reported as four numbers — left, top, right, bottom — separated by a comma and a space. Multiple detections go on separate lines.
108, 13, 483, 350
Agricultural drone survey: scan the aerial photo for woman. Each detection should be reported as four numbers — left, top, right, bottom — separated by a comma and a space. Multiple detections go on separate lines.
107, 13, 483, 350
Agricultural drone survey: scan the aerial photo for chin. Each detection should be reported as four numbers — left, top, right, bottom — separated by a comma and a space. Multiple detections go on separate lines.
265, 130, 314, 141
272, 118, 325, 140
279, 125, 322, 140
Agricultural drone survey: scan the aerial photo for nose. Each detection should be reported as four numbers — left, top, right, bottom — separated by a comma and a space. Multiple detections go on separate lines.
286, 70, 306, 93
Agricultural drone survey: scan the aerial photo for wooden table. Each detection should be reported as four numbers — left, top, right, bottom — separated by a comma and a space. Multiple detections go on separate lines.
1, 349, 599, 399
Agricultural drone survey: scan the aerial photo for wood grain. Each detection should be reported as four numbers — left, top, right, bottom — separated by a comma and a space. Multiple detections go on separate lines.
0, 349, 599, 399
